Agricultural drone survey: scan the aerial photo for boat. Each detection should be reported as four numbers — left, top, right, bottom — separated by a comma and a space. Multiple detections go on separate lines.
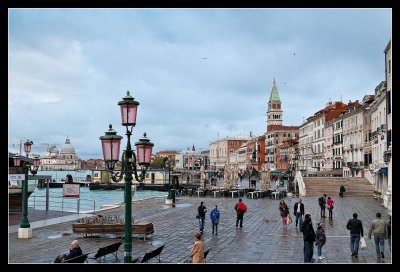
9, 183, 37, 212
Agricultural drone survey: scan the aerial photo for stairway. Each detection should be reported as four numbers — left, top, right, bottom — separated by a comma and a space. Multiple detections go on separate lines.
303, 177, 374, 197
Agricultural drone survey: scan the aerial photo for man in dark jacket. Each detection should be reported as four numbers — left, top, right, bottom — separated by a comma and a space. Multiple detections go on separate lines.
346, 213, 364, 258
197, 201, 207, 234
54, 240, 83, 263
293, 198, 305, 228
303, 214, 316, 263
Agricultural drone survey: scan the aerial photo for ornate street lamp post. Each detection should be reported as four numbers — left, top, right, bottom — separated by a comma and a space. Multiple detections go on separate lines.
165, 157, 175, 205
100, 91, 154, 263
13, 140, 41, 239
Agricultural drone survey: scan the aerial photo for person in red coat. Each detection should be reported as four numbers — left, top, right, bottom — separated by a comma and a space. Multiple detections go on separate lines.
234, 198, 247, 228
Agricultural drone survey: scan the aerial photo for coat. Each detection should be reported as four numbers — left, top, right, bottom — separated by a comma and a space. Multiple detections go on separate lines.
210, 209, 220, 223
190, 240, 204, 263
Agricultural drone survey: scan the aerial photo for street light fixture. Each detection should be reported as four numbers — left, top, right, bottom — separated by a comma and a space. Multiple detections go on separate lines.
100, 91, 154, 263
13, 140, 41, 239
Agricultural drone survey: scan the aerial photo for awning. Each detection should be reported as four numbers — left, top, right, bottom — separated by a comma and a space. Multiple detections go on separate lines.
379, 167, 388, 174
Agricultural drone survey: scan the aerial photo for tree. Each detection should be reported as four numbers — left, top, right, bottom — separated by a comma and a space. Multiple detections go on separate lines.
150, 156, 166, 168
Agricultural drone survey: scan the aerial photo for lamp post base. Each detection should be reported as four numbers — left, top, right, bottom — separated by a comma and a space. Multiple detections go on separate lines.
18, 227, 32, 239
166, 189, 175, 205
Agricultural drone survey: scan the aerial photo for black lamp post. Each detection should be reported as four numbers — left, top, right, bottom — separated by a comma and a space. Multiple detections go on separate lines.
100, 91, 154, 263
13, 140, 41, 239
165, 157, 175, 205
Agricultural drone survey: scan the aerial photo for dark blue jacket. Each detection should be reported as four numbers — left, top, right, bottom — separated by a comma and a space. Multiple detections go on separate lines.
210, 209, 220, 223
64, 246, 82, 260
303, 223, 316, 243
346, 218, 364, 236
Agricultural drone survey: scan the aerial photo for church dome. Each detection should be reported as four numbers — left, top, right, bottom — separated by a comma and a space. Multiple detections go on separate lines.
60, 137, 75, 154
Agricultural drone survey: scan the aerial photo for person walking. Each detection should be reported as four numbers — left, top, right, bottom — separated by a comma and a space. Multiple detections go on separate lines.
197, 201, 207, 234
315, 222, 326, 260
293, 198, 305, 229
368, 212, 388, 259
234, 198, 247, 228
279, 200, 289, 227
302, 214, 316, 263
326, 196, 334, 218
346, 212, 364, 258
210, 205, 220, 235
339, 185, 346, 197
318, 194, 327, 218
189, 232, 205, 263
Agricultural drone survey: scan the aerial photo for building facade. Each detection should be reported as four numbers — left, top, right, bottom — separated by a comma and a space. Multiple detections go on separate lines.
39, 137, 81, 170
383, 40, 392, 213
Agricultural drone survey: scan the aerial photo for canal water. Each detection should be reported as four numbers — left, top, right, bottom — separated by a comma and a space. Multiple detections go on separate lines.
29, 170, 167, 212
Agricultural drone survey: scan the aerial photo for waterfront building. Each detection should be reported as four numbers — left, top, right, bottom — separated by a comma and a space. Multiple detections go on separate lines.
384, 39, 392, 213
342, 101, 364, 177
370, 81, 388, 197
39, 137, 81, 171
298, 120, 313, 172
209, 137, 250, 175
265, 79, 299, 171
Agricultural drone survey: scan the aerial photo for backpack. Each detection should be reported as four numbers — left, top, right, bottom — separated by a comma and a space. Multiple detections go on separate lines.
237, 202, 247, 213
318, 197, 324, 205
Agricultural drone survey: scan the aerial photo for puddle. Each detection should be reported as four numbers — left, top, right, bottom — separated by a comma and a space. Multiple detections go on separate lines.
161, 203, 192, 209
175, 203, 192, 208
48, 234, 63, 239
151, 240, 165, 247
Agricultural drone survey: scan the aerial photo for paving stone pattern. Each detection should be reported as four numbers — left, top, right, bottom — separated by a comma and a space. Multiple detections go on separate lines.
9, 193, 391, 264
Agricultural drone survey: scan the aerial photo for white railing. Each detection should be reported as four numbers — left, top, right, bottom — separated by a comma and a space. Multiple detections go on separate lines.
364, 169, 375, 185
295, 170, 306, 197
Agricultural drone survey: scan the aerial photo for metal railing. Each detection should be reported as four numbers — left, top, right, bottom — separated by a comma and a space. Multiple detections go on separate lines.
28, 196, 96, 213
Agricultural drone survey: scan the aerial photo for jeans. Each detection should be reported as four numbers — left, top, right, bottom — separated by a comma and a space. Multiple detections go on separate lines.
295, 212, 301, 227
212, 222, 218, 234
350, 234, 360, 256
198, 217, 205, 232
236, 214, 243, 227
317, 245, 323, 257
374, 234, 385, 256
320, 205, 325, 217
304, 241, 314, 263
328, 209, 333, 218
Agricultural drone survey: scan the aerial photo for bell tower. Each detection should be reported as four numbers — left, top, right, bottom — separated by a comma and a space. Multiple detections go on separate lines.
267, 78, 283, 131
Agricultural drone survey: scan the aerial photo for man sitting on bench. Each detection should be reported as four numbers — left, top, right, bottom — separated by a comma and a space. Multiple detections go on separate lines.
54, 240, 83, 263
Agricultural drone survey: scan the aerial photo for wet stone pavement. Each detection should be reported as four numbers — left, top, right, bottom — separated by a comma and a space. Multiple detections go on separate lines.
9, 193, 391, 264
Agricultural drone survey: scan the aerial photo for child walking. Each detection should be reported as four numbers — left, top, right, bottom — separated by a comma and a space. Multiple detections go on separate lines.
315, 222, 327, 260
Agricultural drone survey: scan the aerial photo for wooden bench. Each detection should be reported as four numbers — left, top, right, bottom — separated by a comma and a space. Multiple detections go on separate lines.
89, 241, 122, 262
71, 222, 154, 240
57, 253, 89, 263
134, 244, 164, 263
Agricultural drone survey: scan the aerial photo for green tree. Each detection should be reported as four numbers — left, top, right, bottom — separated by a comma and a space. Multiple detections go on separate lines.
150, 156, 166, 168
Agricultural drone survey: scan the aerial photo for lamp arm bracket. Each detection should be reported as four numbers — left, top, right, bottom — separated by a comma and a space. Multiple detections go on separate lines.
132, 152, 141, 182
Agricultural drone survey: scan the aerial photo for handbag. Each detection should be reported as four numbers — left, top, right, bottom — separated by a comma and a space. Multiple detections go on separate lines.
360, 236, 367, 249
196, 215, 200, 219
286, 214, 293, 224
214, 219, 219, 224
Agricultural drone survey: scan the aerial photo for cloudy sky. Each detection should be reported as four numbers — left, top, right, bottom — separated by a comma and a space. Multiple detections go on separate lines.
8, 9, 391, 160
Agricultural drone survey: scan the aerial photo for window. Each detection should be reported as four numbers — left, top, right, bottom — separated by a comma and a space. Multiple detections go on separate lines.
388, 60, 391, 74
